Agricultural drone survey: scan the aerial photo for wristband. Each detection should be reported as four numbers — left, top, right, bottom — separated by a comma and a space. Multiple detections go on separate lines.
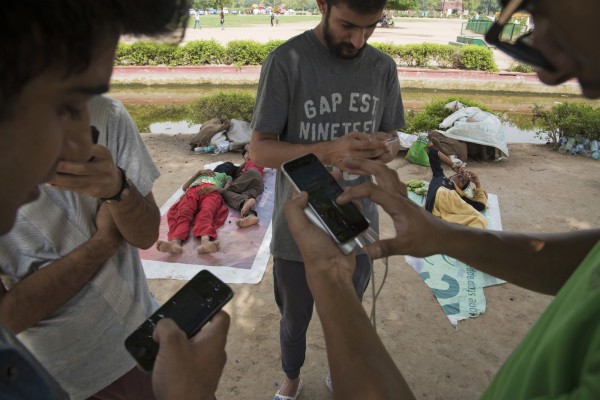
101, 166, 131, 203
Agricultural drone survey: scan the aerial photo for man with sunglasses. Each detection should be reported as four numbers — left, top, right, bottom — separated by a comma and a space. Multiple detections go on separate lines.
282, 0, 600, 398
485, 0, 600, 99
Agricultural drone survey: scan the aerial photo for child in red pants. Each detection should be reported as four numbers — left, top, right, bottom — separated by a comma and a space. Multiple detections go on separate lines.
156, 162, 237, 255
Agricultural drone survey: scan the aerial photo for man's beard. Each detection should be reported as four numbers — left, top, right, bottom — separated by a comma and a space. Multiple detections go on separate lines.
323, 10, 366, 60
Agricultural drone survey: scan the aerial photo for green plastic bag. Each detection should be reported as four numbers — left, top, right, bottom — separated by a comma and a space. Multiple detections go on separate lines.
406, 135, 430, 167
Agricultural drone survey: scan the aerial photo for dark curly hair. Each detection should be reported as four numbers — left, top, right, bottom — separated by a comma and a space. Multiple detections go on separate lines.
214, 162, 238, 179
0, 0, 189, 121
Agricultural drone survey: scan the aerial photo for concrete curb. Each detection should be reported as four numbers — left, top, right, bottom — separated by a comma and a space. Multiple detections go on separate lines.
111, 65, 580, 94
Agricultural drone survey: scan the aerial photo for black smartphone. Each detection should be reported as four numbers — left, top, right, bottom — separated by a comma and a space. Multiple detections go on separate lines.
124, 270, 233, 371
90, 125, 99, 144
281, 153, 370, 254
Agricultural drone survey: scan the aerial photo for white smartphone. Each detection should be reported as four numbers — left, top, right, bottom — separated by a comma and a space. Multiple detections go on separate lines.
281, 153, 370, 255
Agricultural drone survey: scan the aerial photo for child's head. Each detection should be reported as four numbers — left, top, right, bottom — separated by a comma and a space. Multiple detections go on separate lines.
214, 162, 237, 179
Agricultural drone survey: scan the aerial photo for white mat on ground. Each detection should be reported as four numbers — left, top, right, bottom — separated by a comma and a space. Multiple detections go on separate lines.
405, 191, 505, 327
140, 162, 275, 284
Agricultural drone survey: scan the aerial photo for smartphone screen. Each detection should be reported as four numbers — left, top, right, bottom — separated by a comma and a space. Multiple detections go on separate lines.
282, 153, 369, 244
124, 270, 233, 371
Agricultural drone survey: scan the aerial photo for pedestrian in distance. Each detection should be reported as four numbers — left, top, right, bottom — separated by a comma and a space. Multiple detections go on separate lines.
194, 10, 201, 29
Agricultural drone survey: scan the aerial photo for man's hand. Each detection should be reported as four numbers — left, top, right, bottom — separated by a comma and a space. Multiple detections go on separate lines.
47, 144, 122, 199
320, 131, 387, 168
369, 131, 400, 164
284, 191, 356, 284
93, 203, 122, 251
152, 313, 230, 400
336, 158, 450, 260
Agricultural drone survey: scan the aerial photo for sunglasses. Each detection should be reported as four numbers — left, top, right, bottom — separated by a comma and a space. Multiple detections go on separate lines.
484, 0, 555, 71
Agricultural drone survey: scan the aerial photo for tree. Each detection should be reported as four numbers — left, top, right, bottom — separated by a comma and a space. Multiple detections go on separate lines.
462, 0, 480, 15
191, 0, 234, 10
416, 0, 438, 11
387, 0, 419, 10
476, 0, 500, 15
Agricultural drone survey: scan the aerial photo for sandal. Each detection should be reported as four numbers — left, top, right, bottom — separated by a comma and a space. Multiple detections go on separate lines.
273, 379, 303, 400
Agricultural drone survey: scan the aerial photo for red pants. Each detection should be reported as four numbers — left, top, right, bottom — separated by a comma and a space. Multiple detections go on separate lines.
166, 184, 228, 242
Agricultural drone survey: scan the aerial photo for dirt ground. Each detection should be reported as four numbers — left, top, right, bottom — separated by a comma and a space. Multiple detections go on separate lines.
144, 133, 600, 399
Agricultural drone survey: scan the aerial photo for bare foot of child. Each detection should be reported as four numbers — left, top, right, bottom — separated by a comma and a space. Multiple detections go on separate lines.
240, 198, 256, 217
197, 240, 220, 254
236, 215, 259, 228
156, 240, 183, 254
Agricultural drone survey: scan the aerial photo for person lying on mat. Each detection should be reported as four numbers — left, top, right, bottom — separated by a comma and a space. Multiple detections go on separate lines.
198, 145, 265, 228
156, 162, 237, 255
285, 156, 600, 399
425, 146, 488, 229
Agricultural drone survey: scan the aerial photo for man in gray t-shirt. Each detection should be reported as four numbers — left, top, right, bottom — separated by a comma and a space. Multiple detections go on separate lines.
0, 95, 161, 399
250, 0, 404, 397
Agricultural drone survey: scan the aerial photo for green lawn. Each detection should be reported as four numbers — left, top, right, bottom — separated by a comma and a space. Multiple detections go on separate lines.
188, 14, 321, 28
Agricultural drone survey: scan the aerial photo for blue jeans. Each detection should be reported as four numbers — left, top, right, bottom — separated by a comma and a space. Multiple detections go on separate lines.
273, 255, 371, 379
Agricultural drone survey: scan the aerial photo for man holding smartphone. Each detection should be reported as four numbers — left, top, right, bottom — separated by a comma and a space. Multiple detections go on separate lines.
0, 94, 164, 398
249, 0, 404, 397
0, 2, 229, 399
282, 0, 600, 397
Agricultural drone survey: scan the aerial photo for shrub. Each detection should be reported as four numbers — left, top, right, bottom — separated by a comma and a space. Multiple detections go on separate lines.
455, 45, 498, 71
263, 40, 286, 56
371, 42, 402, 64
401, 43, 431, 67
224, 40, 267, 66
404, 97, 493, 133
187, 92, 256, 122
429, 43, 459, 68
174, 40, 225, 65
116, 42, 177, 66
115, 42, 130, 65
115, 41, 499, 71
507, 61, 536, 73
532, 102, 600, 147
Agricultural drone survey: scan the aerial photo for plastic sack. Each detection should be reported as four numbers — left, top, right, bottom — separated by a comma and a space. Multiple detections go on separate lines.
406, 135, 430, 167
439, 107, 508, 158
397, 131, 419, 150
214, 140, 230, 154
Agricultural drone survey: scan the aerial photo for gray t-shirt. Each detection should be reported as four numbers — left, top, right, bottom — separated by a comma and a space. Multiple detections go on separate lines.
0, 95, 160, 399
251, 30, 405, 261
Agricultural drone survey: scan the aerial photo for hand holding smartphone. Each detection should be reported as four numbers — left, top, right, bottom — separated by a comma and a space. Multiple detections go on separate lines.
124, 270, 233, 371
281, 153, 370, 255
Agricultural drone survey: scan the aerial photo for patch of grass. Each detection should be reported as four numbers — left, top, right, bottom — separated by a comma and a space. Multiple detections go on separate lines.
187, 92, 255, 122
186, 14, 320, 29
127, 105, 189, 132
126, 92, 256, 132
404, 97, 493, 133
